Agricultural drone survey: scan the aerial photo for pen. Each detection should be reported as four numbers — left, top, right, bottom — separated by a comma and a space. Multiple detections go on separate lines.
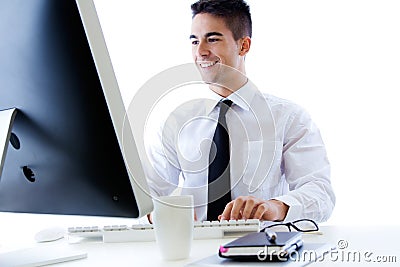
264, 228, 277, 242
280, 239, 304, 257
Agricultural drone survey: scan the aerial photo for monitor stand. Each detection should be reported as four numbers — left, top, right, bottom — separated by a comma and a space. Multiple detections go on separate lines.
0, 108, 17, 179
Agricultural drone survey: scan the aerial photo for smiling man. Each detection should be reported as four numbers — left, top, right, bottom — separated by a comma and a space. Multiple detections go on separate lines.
190, 12, 250, 97
145, 0, 335, 223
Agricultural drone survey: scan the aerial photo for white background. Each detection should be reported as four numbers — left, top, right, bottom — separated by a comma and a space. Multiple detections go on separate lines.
93, 0, 400, 225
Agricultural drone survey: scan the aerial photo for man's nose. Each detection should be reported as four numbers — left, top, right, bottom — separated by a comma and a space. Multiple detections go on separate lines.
196, 41, 210, 58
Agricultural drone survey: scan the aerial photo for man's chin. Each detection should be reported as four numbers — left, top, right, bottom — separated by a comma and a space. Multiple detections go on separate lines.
198, 71, 217, 85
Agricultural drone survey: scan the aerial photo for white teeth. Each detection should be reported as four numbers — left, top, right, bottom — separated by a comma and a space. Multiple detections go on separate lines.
199, 61, 218, 68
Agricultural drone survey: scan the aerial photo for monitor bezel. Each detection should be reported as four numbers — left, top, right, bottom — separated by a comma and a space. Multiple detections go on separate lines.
75, 0, 153, 218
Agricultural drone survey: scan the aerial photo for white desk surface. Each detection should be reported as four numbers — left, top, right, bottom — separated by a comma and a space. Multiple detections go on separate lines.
1, 212, 399, 266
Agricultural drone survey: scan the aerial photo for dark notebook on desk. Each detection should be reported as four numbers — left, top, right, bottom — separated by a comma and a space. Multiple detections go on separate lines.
219, 232, 303, 261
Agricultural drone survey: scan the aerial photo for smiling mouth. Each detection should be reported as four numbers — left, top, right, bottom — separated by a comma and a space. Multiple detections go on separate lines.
197, 60, 219, 68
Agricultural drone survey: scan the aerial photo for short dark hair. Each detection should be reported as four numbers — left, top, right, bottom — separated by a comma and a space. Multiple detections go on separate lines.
191, 0, 252, 40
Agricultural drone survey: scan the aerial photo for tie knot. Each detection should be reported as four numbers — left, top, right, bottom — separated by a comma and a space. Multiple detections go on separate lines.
219, 99, 232, 117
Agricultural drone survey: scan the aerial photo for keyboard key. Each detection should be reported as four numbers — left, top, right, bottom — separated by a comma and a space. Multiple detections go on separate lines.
219, 220, 229, 226
210, 221, 220, 227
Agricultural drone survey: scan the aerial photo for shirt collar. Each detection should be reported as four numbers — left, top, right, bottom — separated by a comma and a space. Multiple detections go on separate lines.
205, 80, 258, 115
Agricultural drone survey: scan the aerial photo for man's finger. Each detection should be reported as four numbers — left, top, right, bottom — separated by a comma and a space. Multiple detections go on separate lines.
254, 203, 269, 220
219, 201, 234, 220
241, 197, 258, 219
230, 197, 246, 220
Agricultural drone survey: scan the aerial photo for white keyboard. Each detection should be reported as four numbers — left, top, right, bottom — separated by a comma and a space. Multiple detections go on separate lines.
67, 219, 260, 243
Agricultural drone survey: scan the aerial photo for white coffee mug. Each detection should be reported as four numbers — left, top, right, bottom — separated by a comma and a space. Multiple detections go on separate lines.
152, 195, 194, 261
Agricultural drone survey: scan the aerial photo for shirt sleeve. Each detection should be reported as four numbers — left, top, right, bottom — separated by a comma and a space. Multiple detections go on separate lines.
274, 106, 335, 223
143, 119, 181, 198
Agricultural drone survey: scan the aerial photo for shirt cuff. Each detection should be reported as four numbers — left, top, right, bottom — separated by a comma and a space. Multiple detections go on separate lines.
272, 195, 303, 222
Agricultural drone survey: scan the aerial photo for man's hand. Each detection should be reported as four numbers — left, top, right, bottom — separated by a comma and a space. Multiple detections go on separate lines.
218, 196, 289, 221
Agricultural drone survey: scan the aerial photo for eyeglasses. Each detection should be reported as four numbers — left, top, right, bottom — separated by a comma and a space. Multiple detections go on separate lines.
260, 219, 319, 233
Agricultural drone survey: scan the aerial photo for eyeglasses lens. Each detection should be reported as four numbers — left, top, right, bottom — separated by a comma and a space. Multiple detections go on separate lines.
292, 220, 318, 232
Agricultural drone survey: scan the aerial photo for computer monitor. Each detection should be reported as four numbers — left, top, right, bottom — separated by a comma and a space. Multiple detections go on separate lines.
0, 0, 153, 218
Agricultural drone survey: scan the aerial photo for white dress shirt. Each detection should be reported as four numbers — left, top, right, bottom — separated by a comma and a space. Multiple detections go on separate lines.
144, 81, 335, 222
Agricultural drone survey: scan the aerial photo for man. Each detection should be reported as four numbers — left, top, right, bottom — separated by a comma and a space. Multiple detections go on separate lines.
145, 0, 335, 222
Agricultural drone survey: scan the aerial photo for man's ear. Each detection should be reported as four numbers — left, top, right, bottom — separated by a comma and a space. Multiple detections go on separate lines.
239, 36, 251, 56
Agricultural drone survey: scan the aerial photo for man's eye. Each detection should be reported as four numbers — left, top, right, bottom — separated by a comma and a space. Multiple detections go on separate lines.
191, 40, 199, 45
208, 38, 219, 43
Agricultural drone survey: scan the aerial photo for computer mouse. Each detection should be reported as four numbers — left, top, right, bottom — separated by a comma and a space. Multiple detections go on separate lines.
34, 227, 66, 243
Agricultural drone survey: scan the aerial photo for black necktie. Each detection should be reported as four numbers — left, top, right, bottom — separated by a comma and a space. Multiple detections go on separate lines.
207, 99, 233, 221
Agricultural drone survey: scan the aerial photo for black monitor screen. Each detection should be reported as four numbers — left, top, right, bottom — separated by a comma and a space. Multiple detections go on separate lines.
0, 0, 151, 217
